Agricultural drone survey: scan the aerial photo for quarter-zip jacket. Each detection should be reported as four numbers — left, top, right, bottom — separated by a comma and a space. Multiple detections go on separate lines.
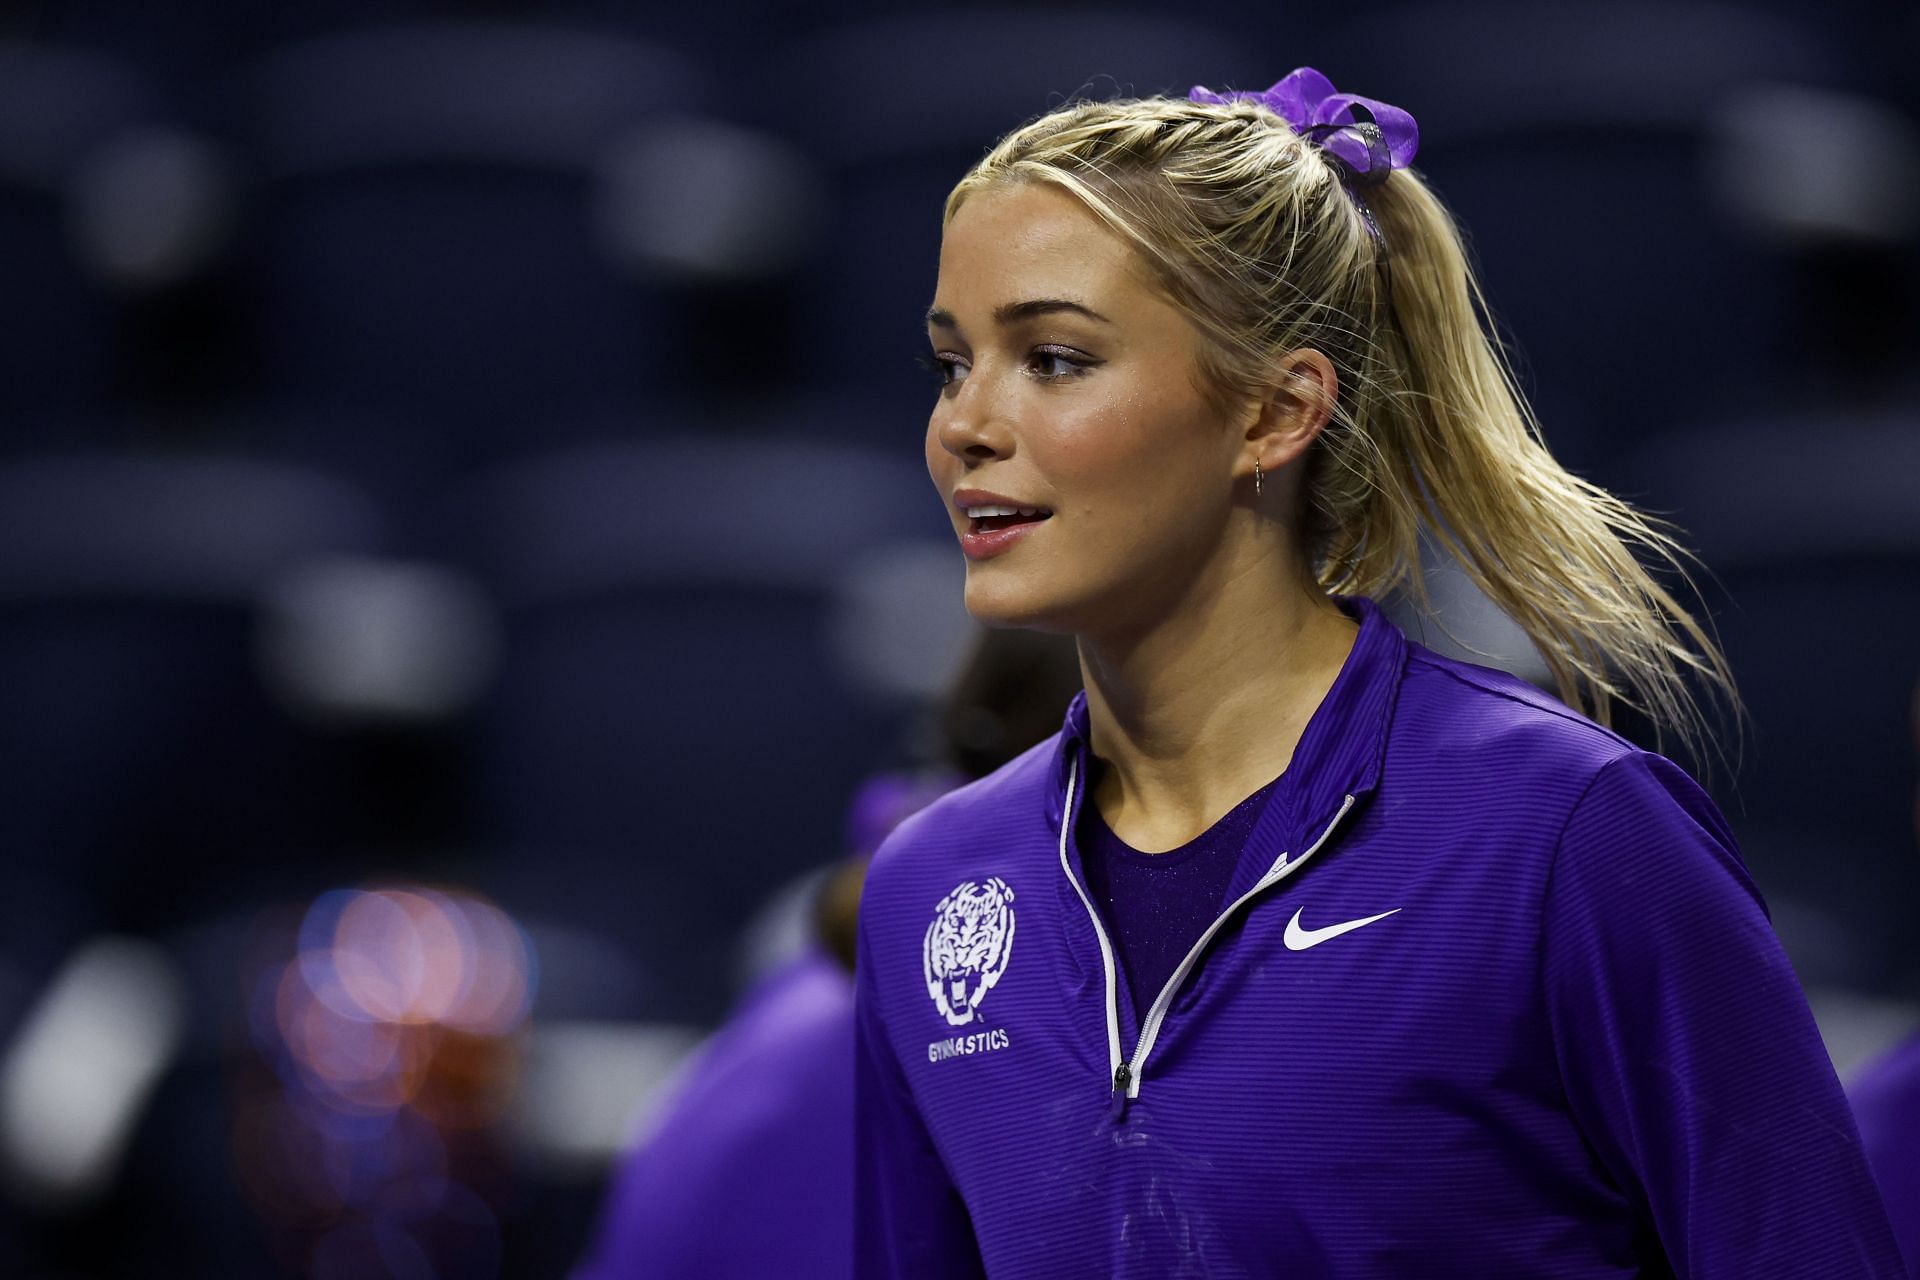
854, 595, 1903, 1278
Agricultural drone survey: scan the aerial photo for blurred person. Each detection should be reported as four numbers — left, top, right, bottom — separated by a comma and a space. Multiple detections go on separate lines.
1847, 677, 1920, 1279
854, 69, 1903, 1276
569, 627, 1078, 1279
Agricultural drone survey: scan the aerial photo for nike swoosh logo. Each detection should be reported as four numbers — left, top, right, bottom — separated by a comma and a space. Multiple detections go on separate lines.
1283, 906, 1401, 951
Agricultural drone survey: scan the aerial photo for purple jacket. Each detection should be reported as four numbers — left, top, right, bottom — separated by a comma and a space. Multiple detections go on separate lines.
855, 595, 1902, 1277
575, 948, 854, 1280
1850, 1031, 1920, 1277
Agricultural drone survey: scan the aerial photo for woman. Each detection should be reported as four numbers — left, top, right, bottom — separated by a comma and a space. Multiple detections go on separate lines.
853, 69, 1903, 1277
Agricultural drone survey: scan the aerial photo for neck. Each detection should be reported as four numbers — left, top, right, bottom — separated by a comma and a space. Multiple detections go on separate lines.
1077, 563, 1358, 852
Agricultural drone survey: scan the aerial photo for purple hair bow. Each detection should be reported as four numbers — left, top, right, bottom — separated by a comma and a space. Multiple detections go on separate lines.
1190, 67, 1419, 187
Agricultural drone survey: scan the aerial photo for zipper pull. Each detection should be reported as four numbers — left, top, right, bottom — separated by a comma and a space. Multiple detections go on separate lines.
1110, 1062, 1132, 1119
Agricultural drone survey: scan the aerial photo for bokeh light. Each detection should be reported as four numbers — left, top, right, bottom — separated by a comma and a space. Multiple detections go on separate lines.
236, 884, 534, 1279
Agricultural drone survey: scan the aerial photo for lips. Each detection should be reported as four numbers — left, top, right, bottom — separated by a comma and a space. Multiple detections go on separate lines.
958, 514, 1048, 561
951, 488, 1053, 561
971, 511, 1050, 533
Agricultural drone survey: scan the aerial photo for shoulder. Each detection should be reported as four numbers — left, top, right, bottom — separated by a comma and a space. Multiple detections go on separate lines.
1557, 748, 1739, 862
1399, 642, 1635, 767
1381, 641, 1742, 888
653, 952, 853, 1142
1541, 748, 1765, 983
1849, 1031, 1920, 1159
854, 736, 1058, 1040
1382, 642, 1641, 823
860, 733, 1059, 920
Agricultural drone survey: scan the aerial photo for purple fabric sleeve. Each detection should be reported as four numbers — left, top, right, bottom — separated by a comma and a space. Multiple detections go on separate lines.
854, 912, 986, 1279
1850, 1031, 1920, 1278
1543, 751, 1904, 1276
571, 949, 857, 1280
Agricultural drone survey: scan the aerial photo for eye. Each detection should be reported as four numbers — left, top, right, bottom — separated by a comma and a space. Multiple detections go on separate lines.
917, 352, 969, 388
1027, 347, 1096, 381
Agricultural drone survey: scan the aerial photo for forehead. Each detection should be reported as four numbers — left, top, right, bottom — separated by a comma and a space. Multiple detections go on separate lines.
936, 181, 1152, 309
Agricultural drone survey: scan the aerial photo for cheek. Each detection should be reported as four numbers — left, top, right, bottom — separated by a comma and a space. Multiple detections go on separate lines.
1045, 397, 1213, 524
1035, 424, 1114, 498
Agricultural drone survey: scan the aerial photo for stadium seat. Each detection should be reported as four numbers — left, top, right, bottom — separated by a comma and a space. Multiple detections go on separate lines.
0, 453, 389, 935
417, 435, 953, 1021
1317, 2, 1843, 484
754, 12, 1263, 426
0, 44, 169, 442
225, 25, 746, 479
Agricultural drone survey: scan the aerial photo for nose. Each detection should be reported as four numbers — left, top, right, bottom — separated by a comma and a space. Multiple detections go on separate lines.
933, 369, 1013, 463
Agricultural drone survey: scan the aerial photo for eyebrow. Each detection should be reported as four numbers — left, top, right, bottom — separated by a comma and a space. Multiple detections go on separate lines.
925, 298, 1113, 330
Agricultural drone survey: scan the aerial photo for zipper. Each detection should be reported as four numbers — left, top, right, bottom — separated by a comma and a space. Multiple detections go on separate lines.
1122, 791, 1358, 1100
1057, 750, 1358, 1115
1055, 756, 1126, 1106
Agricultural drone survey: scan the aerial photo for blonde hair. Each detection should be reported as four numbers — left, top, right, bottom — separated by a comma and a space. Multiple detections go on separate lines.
944, 94, 1739, 768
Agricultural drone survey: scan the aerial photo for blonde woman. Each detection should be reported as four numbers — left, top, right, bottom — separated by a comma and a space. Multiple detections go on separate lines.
852, 70, 1902, 1277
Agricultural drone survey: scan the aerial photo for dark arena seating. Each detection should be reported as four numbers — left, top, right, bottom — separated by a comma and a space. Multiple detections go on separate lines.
0, 3, 1914, 1275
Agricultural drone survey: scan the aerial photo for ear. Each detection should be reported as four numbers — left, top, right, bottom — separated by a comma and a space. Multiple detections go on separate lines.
1242, 348, 1338, 476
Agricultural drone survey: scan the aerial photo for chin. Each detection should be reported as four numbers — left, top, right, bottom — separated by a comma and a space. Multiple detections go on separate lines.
961, 572, 1081, 634
967, 575, 1059, 629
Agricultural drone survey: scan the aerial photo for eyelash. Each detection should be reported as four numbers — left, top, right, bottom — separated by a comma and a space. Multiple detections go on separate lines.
916, 348, 1096, 387
915, 353, 953, 384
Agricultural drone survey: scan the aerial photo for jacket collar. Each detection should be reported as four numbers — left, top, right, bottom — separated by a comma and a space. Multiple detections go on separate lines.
1044, 594, 1409, 854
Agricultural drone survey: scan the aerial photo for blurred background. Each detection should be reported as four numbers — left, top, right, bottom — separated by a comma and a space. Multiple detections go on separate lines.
0, 0, 1916, 1275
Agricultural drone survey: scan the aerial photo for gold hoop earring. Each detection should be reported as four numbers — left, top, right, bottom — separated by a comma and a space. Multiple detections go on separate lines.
1254, 458, 1263, 498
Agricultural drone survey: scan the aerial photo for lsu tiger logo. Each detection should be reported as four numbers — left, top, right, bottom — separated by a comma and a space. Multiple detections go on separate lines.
923, 878, 1016, 1027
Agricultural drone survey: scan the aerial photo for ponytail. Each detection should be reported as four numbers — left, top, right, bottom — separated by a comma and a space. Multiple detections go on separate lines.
949, 96, 1741, 769
1335, 169, 1740, 766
